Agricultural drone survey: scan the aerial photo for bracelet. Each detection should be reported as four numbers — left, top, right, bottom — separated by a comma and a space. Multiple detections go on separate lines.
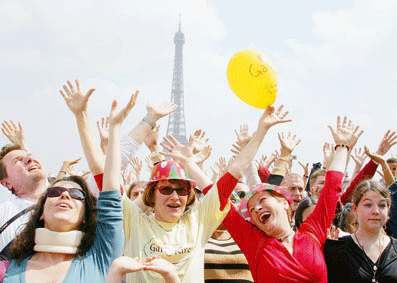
60, 170, 67, 174
278, 156, 290, 162
303, 175, 308, 178
334, 144, 350, 151
142, 116, 156, 129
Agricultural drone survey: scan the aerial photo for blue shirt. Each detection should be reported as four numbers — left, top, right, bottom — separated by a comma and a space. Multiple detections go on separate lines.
4, 190, 124, 283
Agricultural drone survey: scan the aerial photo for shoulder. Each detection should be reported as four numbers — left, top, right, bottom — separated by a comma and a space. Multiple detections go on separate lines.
324, 236, 353, 254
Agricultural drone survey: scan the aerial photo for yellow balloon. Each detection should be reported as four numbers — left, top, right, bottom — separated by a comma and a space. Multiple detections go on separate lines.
227, 49, 278, 109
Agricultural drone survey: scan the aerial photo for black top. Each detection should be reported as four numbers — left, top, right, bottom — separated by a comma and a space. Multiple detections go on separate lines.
324, 235, 397, 282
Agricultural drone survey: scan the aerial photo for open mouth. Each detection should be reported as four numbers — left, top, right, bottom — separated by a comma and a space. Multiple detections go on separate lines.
167, 204, 181, 209
259, 212, 271, 223
28, 165, 40, 171
56, 203, 72, 209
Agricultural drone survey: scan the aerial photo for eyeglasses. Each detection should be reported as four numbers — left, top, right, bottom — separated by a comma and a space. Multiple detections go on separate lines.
155, 185, 191, 196
46, 187, 86, 201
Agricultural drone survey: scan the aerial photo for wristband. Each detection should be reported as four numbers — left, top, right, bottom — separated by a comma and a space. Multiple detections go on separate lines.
334, 144, 350, 151
142, 117, 156, 129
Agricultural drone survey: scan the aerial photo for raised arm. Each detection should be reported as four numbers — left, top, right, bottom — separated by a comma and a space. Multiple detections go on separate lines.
128, 102, 177, 145
103, 94, 138, 192
301, 116, 362, 245
340, 129, 397, 204
59, 80, 105, 175
328, 116, 363, 173
364, 146, 395, 186
228, 105, 291, 181
161, 134, 213, 190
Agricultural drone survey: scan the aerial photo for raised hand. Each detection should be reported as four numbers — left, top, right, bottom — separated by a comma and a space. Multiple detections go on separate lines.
328, 116, 363, 149
259, 105, 292, 130
145, 155, 154, 173
1, 120, 29, 151
59, 80, 95, 116
192, 129, 209, 154
214, 156, 228, 177
376, 130, 397, 156
97, 116, 110, 154
365, 145, 395, 185
160, 135, 194, 164
278, 131, 301, 155
130, 156, 143, 181
234, 124, 252, 148
298, 160, 309, 177
108, 91, 139, 127
97, 116, 110, 143
322, 142, 335, 169
146, 102, 177, 122
351, 147, 366, 168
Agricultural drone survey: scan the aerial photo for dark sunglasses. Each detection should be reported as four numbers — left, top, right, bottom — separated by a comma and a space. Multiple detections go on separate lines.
46, 187, 86, 201
155, 185, 191, 196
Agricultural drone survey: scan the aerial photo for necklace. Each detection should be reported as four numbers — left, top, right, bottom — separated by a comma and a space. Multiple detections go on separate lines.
353, 233, 385, 283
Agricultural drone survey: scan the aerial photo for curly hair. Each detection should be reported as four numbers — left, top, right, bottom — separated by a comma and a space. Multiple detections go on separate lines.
10, 175, 97, 262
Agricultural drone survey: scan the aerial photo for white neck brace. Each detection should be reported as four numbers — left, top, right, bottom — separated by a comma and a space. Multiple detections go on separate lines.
34, 228, 84, 254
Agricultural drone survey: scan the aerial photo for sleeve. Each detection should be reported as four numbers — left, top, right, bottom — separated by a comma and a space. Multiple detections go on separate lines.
267, 174, 284, 185
216, 173, 239, 211
245, 162, 261, 188
223, 206, 263, 257
388, 181, 397, 238
340, 160, 378, 204
93, 190, 124, 273
258, 165, 270, 183
120, 135, 141, 171
299, 171, 343, 247
93, 173, 124, 195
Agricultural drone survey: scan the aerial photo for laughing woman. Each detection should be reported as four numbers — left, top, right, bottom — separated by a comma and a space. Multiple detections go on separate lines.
3, 87, 137, 282
222, 116, 363, 283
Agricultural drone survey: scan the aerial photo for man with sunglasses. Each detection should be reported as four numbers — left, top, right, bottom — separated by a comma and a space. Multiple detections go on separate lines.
0, 144, 48, 258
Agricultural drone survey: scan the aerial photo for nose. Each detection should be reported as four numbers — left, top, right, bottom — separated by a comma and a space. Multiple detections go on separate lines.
23, 155, 33, 165
372, 206, 380, 215
169, 190, 179, 199
60, 190, 72, 200
254, 203, 263, 213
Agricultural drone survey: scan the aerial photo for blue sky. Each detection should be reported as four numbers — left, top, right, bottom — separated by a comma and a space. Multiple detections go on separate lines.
1, 0, 396, 180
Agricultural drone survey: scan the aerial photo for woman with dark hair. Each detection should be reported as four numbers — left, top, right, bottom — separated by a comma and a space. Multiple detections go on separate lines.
3, 86, 136, 282
294, 197, 317, 230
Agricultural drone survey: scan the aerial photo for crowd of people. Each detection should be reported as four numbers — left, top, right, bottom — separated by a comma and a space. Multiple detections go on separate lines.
1, 79, 397, 282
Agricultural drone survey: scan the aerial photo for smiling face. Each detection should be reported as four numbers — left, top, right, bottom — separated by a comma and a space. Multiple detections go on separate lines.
354, 190, 390, 233
281, 176, 305, 209
0, 149, 46, 196
153, 180, 189, 223
41, 181, 86, 232
247, 191, 291, 236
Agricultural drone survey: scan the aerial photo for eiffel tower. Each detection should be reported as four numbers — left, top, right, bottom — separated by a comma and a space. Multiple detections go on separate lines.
166, 16, 188, 145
